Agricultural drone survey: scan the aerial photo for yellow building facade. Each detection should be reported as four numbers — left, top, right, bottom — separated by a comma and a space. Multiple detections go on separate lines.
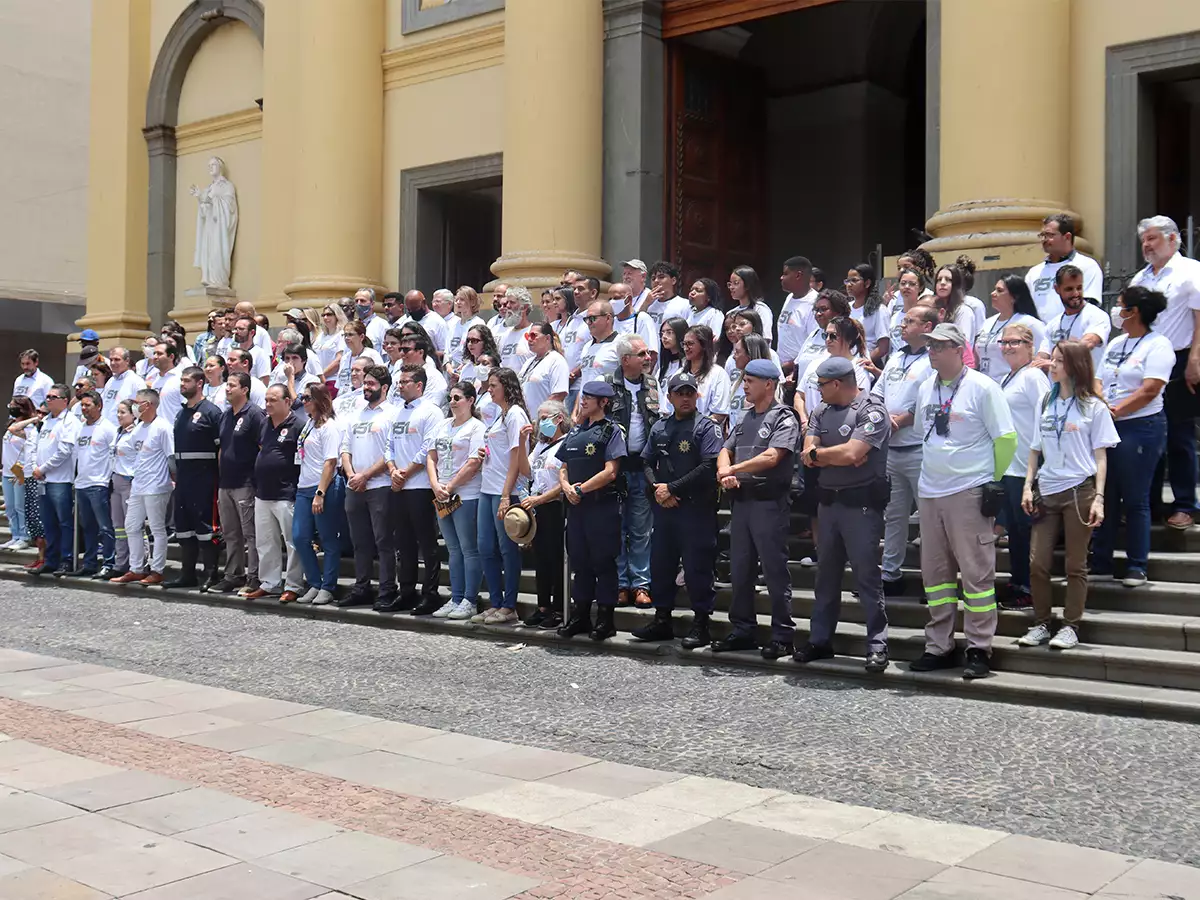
77, 0, 1200, 347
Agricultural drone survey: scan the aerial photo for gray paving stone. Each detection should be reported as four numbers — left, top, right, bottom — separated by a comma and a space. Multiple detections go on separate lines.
64, 670, 158, 690
212, 698, 319, 723
0, 851, 29, 877
453, 781, 608, 825
392, 732, 513, 765
345, 854, 539, 900
960, 834, 1140, 893
757, 841, 945, 898
105, 787, 265, 835
121, 862, 328, 900
0, 866, 112, 899
537, 760, 684, 798
177, 810, 346, 860
306, 751, 521, 802
647, 818, 822, 874
177, 724, 297, 752
0, 791, 85, 833
329, 721, 445, 753
258, 831, 439, 889
38, 771, 191, 812
542, 797, 710, 847
264, 709, 381, 736
468, 745, 597, 780
1092, 857, 1200, 899
237, 736, 374, 769
46, 837, 233, 896
131, 712, 245, 738
0, 755, 122, 792
0, 813, 162, 866
894, 867, 1090, 899
71, 700, 183, 724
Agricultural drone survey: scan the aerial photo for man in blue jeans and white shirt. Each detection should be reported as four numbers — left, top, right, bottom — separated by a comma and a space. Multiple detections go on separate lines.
30, 383, 80, 576
70, 391, 117, 578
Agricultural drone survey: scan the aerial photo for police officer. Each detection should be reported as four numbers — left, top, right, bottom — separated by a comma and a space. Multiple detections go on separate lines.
797, 357, 891, 672
711, 358, 801, 659
631, 371, 721, 649
556, 380, 627, 642
165, 365, 222, 590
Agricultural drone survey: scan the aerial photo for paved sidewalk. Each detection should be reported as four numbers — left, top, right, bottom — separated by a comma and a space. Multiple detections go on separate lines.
0, 648, 1198, 899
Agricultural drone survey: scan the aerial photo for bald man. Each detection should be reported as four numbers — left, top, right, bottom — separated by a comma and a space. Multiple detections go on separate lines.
232, 301, 273, 355
393, 289, 448, 358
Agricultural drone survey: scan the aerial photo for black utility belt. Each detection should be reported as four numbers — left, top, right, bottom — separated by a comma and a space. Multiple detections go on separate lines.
890, 444, 922, 453
729, 481, 788, 502
817, 477, 890, 510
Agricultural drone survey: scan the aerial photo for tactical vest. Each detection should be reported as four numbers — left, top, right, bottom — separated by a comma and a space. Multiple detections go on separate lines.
648, 413, 712, 503
560, 417, 621, 501
729, 402, 799, 495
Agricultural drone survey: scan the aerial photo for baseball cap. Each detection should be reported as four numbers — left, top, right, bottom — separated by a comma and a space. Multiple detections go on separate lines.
620, 259, 648, 274
929, 323, 966, 347
667, 371, 700, 393
79, 329, 100, 343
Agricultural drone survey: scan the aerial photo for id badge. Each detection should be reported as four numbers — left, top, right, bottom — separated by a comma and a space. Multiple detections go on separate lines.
1106, 382, 1118, 403
37, 480, 46, 497
294, 453, 302, 466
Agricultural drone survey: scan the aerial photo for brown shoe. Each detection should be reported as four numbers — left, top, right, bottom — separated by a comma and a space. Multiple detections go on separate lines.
617, 588, 632, 607
1167, 511, 1194, 531
111, 570, 147, 584
279, 591, 298, 604
242, 588, 269, 600
140, 572, 163, 586
634, 588, 652, 608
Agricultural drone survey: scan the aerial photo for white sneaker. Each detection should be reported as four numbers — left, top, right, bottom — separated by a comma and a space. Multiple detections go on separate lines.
800, 556, 817, 568
312, 590, 334, 605
432, 600, 456, 618
297, 587, 320, 604
448, 599, 475, 620
1122, 570, 1148, 589
470, 608, 494, 623
1018, 623, 1052, 646
8, 539, 29, 551
489, 608, 518, 624
1048, 625, 1079, 650
0, 540, 13, 550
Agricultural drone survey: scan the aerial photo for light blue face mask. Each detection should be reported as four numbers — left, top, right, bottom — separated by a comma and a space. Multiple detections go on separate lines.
539, 417, 558, 438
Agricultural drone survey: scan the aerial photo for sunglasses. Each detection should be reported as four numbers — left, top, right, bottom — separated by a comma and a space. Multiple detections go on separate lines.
584, 314, 609, 324
927, 340, 954, 351
299, 394, 312, 403
823, 332, 840, 341
466, 337, 483, 344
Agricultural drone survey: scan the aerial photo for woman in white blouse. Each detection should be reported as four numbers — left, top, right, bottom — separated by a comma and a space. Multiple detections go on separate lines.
975, 275, 1046, 382
1091, 286, 1174, 588
336, 321, 383, 395
846, 263, 890, 367
933, 264, 980, 360
660, 325, 731, 431
727, 266, 774, 342
315, 304, 348, 393
519, 398, 571, 630
1019, 341, 1118, 650
518, 322, 569, 419
292, 385, 348, 606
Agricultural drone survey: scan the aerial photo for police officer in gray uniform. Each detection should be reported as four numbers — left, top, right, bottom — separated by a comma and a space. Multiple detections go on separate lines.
796, 356, 891, 672
712, 358, 801, 659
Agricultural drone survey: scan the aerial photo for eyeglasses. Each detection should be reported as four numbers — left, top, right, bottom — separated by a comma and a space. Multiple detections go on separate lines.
823, 332, 840, 342
584, 314, 609, 324
998, 339, 1030, 347
46, 395, 63, 402
681, 339, 699, 349
927, 340, 954, 351
1037, 231, 1061, 240
844, 278, 863, 285
449, 395, 467, 403
816, 379, 837, 389
899, 281, 920, 289
466, 337, 483, 344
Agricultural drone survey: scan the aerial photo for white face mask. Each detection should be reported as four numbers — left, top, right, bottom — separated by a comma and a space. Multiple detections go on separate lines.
142, 344, 155, 356
610, 298, 627, 317
1111, 306, 1125, 330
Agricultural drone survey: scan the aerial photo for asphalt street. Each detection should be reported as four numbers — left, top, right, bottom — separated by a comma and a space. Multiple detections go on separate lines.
1, 579, 1197, 866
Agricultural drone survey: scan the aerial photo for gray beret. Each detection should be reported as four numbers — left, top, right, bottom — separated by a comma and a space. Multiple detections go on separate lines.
744, 358, 781, 380
815, 356, 856, 380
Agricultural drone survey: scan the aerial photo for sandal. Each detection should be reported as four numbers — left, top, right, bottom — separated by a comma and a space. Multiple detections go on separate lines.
634, 588, 652, 608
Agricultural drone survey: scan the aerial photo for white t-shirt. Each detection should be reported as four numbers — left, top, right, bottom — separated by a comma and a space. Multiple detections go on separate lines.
113, 427, 137, 478
1039, 303, 1110, 373
792, 327, 828, 379
724, 348, 782, 380
495, 323, 535, 373
917, 368, 1016, 499
1025, 251, 1105, 320
1000, 365, 1050, 478
397, 310, 448, 353
427, 417, 485, 500
777, 291, 817, 365
386, 397, 444, 491
361, 314, 389, 350
481, 405, 530, 496
100, 370, 146, 425
732, 300, 774, 341
560, 312, 592, 373
130, 417, 174, 496
12, 369, 54, 408
446, 315, 484, 366
211, 378, 267, 412
687, 305, 724, 335
578, 335, 622, 391
1133, 253, 1200, 351
1099, 331, 1175, 420
74, 418, 118, 489
660, 365, 733, 419
799, 355, 871, 422
614, 311, 660, 355
35, 411, 80, 483
313, 332, 346, 376
153, 370, 183, 425
976, 314, 1048, 383
871, 349, 933, 447
949, 303, 979, 347
643, 295, 691, 329
850, 304, 889, 356
336, 348, 383, 394
298, 420, 339, 490
963, 294, 987, 336
340, 402, 398, 490
2, 430, 25, 476
519, 351, 569, 420
1033, 394, 1120, 496
245, 345, 271, 380
529, 438, 564, 497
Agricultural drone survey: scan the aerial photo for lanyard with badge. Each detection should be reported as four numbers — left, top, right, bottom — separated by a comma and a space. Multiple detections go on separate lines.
1106, 334, 1145, 403
295, 419, 314, 466
925, 371, 965, 441
1047, 395, 1076, 446
1000, 363, 1029, 390
1055, 310, 1083, 342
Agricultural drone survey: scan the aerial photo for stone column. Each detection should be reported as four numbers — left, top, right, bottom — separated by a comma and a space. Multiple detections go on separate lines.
491, 0, 610, 290
76, 0, 153, 348
260, 3, 300, 313
602, 0, 665, 268
923, 0, 1089, 265
284, 0, 385, 304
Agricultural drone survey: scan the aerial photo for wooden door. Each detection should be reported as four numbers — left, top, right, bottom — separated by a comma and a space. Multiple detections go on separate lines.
666, 44, 767, 298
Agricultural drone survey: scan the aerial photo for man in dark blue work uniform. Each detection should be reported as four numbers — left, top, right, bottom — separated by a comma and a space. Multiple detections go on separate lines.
711, 358, 801, 660
556, 380, 627, 642
631, 371, 721, 649
165, 366, 222, 590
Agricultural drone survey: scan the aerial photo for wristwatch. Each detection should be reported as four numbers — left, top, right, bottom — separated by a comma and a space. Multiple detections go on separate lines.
808, 448, 818, 463
573, 482, 584, 495
315, 489, 325, 498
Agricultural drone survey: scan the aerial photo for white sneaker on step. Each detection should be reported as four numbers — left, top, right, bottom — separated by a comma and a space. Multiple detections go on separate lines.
1048, 625, 1079, 650
297, 587, 320, 604
448, 599, 475, 620
432, 600, 456, 618
1018, 623, 1052, 646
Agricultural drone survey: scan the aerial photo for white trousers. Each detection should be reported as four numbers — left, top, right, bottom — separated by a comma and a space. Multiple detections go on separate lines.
254, 498, 303, 592
127, 491, 171, 574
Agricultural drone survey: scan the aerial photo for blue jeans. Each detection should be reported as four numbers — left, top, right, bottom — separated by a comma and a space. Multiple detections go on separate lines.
3, 475, 27, 541
76, 485, 114, 570
1092, 413, 1167, 574
39, 481, 74, 570
1165, 350, 1198, 514
439, 498, 480, 604
292, 477, 348, 591
1000, 475, 1031, 594
477, 493, 521, 608
617, 469, 651, 590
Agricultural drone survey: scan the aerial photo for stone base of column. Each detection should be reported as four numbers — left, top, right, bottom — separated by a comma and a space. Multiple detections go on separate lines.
284, 276, 387, 306
490, 250, 612, 294
164, 286, 237, 341
922, 198, 1093, 259
71, 311, 153, 353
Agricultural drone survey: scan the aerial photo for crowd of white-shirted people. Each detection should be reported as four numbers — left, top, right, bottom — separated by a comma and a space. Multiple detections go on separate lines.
4, 214, 1199, 681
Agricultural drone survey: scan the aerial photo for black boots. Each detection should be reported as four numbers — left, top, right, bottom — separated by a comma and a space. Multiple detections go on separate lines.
557, 602, 593, 638
198, 541, 220, 592
164, 538, 199, 589
631, 608, 674, 642
590, 605, 616, 642
680, 613, 711, 650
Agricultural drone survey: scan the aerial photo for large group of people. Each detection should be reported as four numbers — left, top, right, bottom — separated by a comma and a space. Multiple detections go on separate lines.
3, 214, 1200, 681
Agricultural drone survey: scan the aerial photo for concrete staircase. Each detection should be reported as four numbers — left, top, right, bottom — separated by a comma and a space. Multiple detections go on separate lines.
4, 512, 1200, 722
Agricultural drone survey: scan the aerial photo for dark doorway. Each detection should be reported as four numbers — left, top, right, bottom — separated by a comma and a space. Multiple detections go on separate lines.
414, 183, 502, 295
1146, 71, 1200, 252
664, 0, 927, 305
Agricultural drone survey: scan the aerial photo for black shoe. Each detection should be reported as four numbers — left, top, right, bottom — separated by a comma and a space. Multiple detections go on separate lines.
631, 610, 674, 642
538, 611, 563, 630
557, 604, 593, 638
66, 568, 97, 578
337, 589, 375, 608
199, 572, 221, 594
106, 567, 128, 580
163, 573, 199, 590
93, 567, 114, 580
680, 614, 711, 650
52, 567, 71, 578
962, 648, 991, 680
908, 651, 957, 672
374, 593, 412, 613
26, 562, 47, 576
590, 605, 617, 642
865, 649, 890, 673
523, 608, 549, 628
882, 577, 906, 598
213, 578, 246, 594
793, 642, 835, 664
999, 592, 1033, 611
711, 632, 758, 653
410, 598, 441, 616
761, 639, 794, 660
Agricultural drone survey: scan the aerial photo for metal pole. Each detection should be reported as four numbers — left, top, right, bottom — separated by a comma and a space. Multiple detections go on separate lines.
561, 498, 571, 623
1187, 214, 1195, 260
71, 486, 79, 573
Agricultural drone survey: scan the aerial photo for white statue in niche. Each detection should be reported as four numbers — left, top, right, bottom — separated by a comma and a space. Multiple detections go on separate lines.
190, 156, 238, 289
